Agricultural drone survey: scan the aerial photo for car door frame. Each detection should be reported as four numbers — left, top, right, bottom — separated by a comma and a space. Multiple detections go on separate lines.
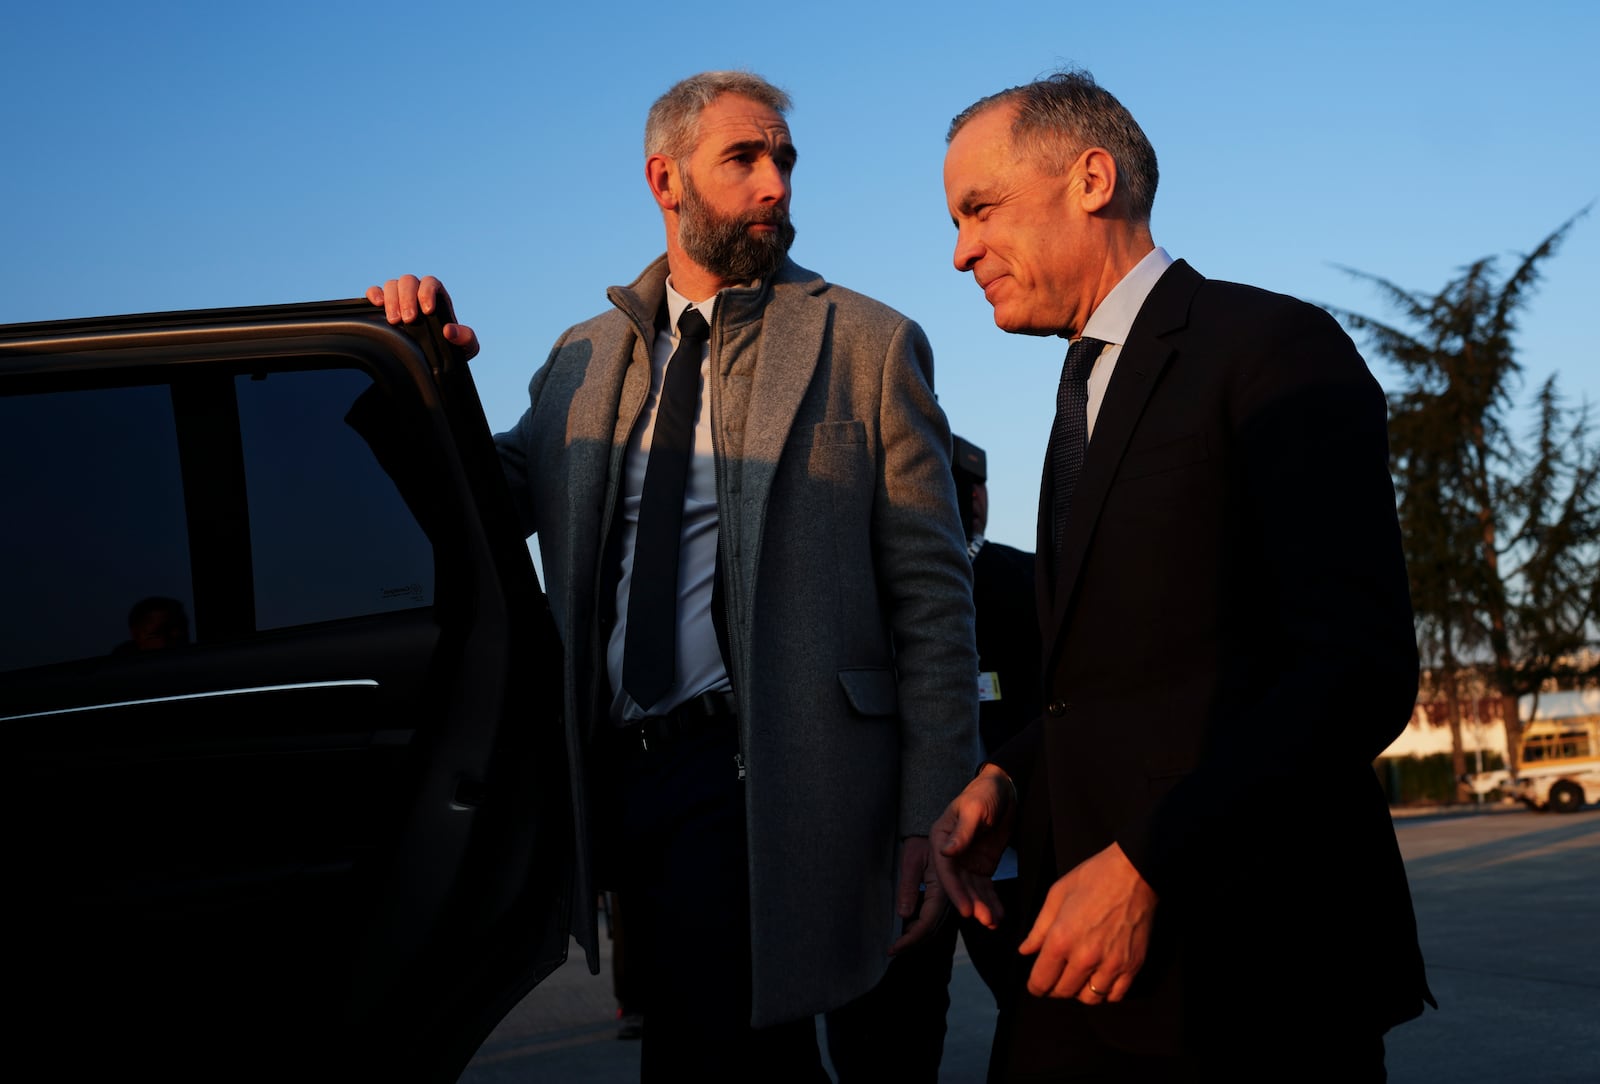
1, 300, 572, 1080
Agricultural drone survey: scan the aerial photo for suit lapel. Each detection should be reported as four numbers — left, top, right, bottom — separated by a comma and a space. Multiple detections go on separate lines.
573, 265, 668, 553
1046, 261, 1203, 647
729, 275, 827, 591
561, 292, 657, 708
569, 313, 653, 552
738, 282, 825, 474
1034, 442, 1056, 638
704, 263, 825, 661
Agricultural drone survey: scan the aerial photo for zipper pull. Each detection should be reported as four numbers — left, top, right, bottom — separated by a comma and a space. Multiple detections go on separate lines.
734, 752, 747, 781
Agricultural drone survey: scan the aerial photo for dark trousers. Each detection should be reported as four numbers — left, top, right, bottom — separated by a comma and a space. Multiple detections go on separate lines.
614, 726, 828, 1082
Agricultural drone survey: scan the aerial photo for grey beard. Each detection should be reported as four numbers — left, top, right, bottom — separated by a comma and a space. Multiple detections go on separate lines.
679, 178, 796, 283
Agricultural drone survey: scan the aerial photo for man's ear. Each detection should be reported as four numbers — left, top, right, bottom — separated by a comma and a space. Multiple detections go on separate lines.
1075, 147, 1118, 214
646, 153, 680, 212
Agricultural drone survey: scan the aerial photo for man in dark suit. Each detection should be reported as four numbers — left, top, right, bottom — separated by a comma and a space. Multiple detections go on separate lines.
930, 71, 1432, 1081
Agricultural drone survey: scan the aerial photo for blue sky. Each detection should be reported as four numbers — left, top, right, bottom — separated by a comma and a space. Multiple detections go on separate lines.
4, 0, 1595, 549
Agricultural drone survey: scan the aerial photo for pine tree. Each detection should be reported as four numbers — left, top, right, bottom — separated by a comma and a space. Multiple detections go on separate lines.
1329, 210, 1599, 779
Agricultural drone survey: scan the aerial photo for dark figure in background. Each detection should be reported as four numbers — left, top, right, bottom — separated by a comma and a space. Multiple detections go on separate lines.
953, 436, 1043, 761
371, 70, 977, 1083
932, 71, 1433, 1081
826, 435, 1041, 1082
114, 596, 189, 654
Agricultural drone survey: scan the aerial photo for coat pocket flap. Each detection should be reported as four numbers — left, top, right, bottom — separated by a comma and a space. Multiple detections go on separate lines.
793, 419, 868, 448
838, 667, 898, 717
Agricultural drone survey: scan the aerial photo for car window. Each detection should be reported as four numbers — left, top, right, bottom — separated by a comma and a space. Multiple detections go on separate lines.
237, 369, 433, 631
0, 383, 194, 670
0, 363, 434, 674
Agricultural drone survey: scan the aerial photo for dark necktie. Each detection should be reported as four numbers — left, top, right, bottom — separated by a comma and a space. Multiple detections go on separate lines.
623, 306, 712, 711
1048, 336, 1106, 556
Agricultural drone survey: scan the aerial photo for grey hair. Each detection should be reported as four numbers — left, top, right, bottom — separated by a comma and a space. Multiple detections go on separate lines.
645, 71, 792, 159
948, 69, 1159, 223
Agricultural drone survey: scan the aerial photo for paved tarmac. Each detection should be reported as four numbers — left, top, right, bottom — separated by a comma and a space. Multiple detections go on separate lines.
459, 804, 1600, 1082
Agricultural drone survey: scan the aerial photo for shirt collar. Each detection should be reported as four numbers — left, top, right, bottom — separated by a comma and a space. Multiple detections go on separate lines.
1080, 246, 1173, 346
664, 278, 720, 333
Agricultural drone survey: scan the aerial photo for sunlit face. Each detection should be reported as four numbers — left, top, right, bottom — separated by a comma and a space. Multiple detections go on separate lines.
676, 94, 798, 284
944, 105, 1092, 337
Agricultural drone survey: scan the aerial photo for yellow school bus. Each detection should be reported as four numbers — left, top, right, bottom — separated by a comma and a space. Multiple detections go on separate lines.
1465, 693, 1600, 813
1504, 715, 1600, 813
1465, 709, 1600, 812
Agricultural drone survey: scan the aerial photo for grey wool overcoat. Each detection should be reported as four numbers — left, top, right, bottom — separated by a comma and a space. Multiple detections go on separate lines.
495, 255, 980, 1025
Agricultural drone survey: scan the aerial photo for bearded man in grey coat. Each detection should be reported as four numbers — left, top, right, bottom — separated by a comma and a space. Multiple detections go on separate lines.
371, 70, 978, 1080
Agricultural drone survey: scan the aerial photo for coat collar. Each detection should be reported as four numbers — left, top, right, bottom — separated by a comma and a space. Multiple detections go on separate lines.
584, 250, 831, 534
599, 256, 829, 457
604, 253, 827, 333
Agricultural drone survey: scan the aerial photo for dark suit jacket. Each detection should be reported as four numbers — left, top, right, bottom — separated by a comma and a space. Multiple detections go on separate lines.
993, 259, 1432, 1055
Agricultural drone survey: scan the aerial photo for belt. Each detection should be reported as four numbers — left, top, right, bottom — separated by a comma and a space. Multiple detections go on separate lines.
617, 690, 738, 753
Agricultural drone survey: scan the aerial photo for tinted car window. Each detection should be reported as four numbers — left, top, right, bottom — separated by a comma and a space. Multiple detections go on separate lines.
0, 382, 194, 670
237, 368, 433, 630
0, 363, 432, 673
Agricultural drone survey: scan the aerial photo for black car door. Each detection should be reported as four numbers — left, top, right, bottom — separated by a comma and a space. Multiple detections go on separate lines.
0, 300, 571, 1080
